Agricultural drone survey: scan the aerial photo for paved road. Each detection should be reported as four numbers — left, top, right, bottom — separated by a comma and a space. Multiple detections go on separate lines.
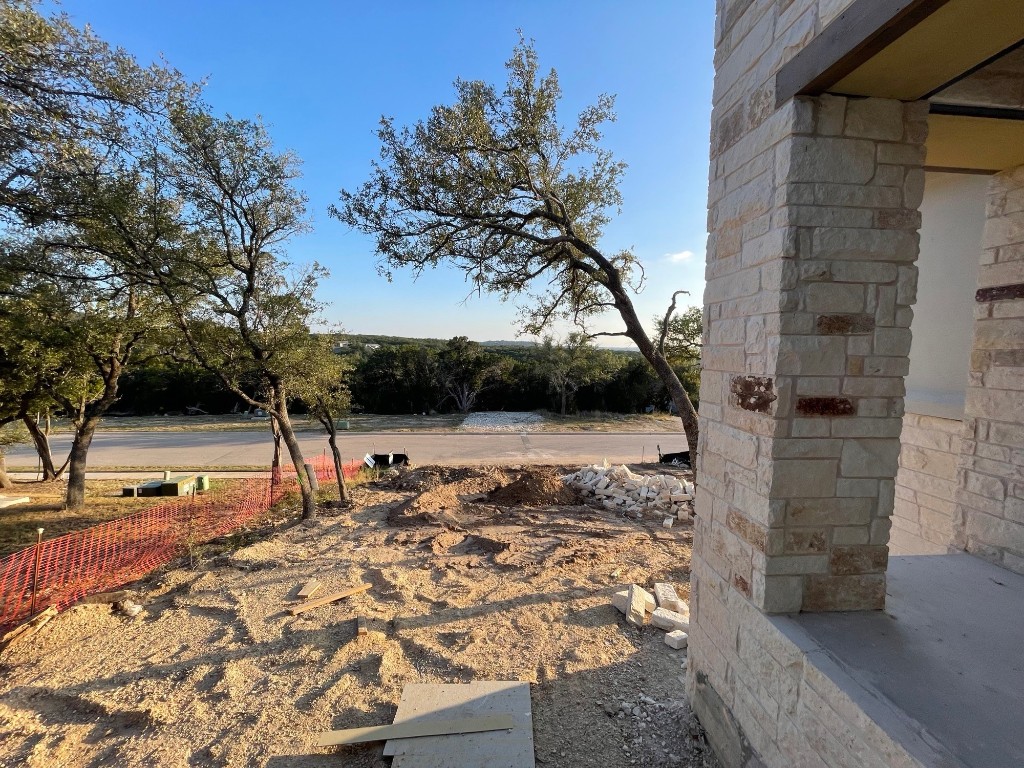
7, 430, 688, 470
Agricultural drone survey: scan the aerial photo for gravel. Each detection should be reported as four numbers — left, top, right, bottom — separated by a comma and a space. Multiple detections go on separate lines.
458, 411, 546, 431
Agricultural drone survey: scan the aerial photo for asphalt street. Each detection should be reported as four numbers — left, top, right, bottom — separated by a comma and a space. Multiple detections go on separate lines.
7, 430, 689, 470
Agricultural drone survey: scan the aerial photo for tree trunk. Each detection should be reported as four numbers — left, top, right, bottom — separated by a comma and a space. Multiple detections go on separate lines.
592, 263, 700, 456
274, 405, 316, 520
0, 453, 12, 490
326, 425, 350, 503
66, 415, 101, 510
560, 387, 567, 417
23, 414, 59, 480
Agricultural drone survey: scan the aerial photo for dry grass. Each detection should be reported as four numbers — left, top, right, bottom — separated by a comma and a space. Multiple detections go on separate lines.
0, 479, 249, 558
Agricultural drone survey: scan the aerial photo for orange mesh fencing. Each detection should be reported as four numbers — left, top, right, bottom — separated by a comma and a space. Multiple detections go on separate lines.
0, 455, 364, 632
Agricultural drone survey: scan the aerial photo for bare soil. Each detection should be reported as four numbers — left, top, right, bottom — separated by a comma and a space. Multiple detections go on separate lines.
0, 465, 718, 768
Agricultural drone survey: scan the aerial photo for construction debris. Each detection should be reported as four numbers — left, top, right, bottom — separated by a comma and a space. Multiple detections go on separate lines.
287, 582, 371, 616
612, 586, 655, 616
315, 714, 516, 747
0, 606, 57, 652
116, 600, 144, 618
653, 582, 684, 614
664, 630, 689, 650
625, 585, 648, 627
296, 579, 321, 599
651, 607, 690, 633
562, 464, 694, 519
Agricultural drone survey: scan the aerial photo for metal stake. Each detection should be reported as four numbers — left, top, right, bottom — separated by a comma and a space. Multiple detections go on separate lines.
29, 527, 44, 614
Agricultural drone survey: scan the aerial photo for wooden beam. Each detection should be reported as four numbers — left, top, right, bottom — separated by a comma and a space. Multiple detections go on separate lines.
930, 103, 1024, 121
287, 583, 371, 615
775, 0, 952, 105
315, 714, 516, 747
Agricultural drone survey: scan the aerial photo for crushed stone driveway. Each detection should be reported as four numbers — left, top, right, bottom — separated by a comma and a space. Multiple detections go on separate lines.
7, 430, 689, 469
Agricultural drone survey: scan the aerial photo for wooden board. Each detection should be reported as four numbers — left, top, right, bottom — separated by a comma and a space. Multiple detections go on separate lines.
287, 582, 371, 615
0, 606, 57, 651
315, 714, 514, 747
384, 681, 535, 767
297, 579, 321, 599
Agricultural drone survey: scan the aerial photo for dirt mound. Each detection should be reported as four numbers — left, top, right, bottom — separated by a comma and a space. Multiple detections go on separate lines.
488, 467, 579, 507
389, 465, 508, 492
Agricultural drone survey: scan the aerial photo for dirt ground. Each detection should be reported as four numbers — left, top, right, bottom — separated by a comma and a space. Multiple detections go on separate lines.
0, 465, 719, 768
0, 479, 249, 558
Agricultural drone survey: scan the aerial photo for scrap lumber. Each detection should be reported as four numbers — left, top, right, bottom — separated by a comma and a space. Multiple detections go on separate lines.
356, 617, 368, 636
287, 582, 371, 615
315, 714, 516, 747
297, 579, 321, 599
0, 606, 57, 652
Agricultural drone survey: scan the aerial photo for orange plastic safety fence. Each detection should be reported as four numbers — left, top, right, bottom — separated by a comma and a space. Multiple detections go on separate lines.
0, 456, 363, 632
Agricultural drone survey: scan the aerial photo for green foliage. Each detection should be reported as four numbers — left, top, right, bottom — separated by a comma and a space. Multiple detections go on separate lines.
436, 337, 511, 413
333, 35, 636, 337
0, 0, 193, 225
537, 333, 621, 415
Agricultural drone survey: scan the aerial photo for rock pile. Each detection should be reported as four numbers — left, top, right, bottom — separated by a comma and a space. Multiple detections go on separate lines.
562, 463, 695, 521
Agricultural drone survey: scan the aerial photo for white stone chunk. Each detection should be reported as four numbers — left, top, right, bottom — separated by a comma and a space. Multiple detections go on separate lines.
653, 583, 683, 613
651, 608, 690, 633
612, 587, 655, 615
664, 630, 688, 650
663, 517, 674, 528
625, 585, 648, 627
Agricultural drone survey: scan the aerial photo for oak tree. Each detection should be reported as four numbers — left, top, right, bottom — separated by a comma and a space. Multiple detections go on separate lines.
333, 38, 699, 452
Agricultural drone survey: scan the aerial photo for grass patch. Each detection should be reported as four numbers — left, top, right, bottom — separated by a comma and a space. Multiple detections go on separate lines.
0, 478, 249, 558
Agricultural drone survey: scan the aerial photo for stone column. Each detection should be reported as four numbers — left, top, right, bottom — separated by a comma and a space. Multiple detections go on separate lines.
953, 163, 1024, 574
695, 94, 928, 617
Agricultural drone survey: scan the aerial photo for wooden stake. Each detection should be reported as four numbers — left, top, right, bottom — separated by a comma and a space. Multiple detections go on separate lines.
287, 583, 371, 615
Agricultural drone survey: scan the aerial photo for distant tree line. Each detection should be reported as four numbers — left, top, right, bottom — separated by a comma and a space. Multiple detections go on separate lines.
111, 322, 702, 418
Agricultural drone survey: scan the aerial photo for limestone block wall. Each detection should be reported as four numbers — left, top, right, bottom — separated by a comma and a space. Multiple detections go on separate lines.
700, 89, 927, 616
891, 413, 962, 555
953, 164, 1024, 574
690, 589, 930, 768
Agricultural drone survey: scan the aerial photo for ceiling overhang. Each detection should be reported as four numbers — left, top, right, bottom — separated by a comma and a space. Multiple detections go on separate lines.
776, 0, 1024, 104
925, 114, 1024, 172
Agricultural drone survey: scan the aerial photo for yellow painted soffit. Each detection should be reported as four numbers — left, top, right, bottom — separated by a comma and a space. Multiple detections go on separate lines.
832, 0, 1024, 100
926, 114, 1024, 171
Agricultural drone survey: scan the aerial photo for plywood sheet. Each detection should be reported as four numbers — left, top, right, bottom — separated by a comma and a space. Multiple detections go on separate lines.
384, 681, 535, 767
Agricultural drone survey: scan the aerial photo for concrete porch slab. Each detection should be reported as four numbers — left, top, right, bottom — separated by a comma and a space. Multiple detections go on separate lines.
790, 554, 1024, 768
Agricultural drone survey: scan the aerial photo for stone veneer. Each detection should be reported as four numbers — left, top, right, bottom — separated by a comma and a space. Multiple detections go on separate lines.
698, 60, 926, 617
691, 1, 926, 765
890, 412, 963, 554
953, 164, 1024, 574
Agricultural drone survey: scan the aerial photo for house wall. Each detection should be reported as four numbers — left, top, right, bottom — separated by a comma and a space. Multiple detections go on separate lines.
692, 0, 928, 765
891, 172, 986, 554
891, 413, 962, 554
953, 163, 1024, 574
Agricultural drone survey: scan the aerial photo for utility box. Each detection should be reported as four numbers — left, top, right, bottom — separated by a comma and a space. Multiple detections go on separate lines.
336, 419, 350, 430
196, 475, 211, 492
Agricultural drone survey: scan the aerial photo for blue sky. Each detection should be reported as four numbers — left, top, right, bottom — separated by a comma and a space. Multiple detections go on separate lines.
50, 1, 714, 345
